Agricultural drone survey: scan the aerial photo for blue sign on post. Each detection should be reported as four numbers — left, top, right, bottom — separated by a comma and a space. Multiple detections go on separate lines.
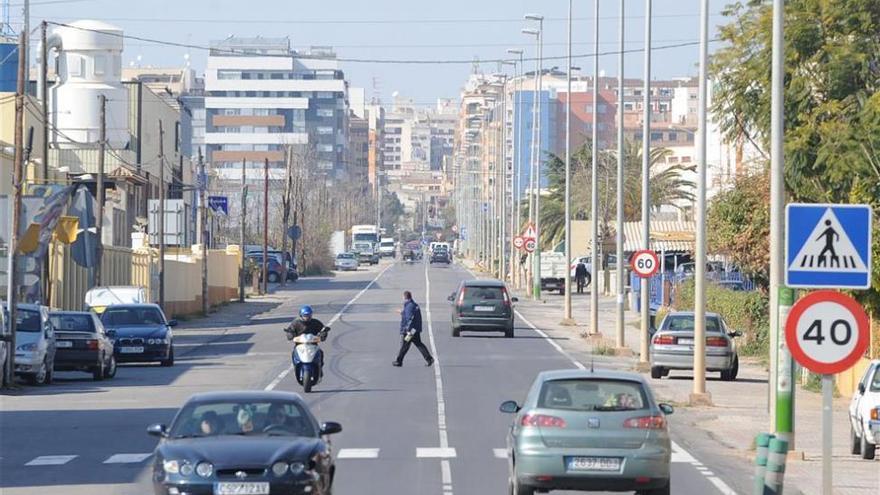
207, 196, 228, 215
785, 203, 872, 289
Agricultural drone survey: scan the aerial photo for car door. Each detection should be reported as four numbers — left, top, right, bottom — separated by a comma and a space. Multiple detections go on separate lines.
93, 314, 112, 357
851, 364, 874, 434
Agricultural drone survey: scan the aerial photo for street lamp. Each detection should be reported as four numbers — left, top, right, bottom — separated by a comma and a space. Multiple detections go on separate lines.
562, 0, 575, 324
506, 48, 524, 288
589, 0, 600, 336
523, 15, 543, 300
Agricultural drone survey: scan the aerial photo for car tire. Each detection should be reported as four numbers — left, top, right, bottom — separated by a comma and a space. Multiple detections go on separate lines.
851, 424, 862, 455
268, 272, 280, 283
860, 430, 876, 460
104, 355, 117, 379
92, 355, 106, 381
721, 356, 739, 381
452, 326, 461, 337
504, 327, 514, 338
29, 358, 49, 385
160, 346, 175, 367
651, 366, 664, 379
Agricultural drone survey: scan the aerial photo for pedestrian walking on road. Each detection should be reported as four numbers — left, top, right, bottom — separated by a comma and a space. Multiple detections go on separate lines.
393, 291, 434, 367
575, 262, 588, 294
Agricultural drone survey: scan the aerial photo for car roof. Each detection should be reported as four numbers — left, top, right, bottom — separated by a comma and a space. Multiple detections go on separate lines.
101, 303, 163, 311
665, 311, 721, 318
537, 368, 649, 384
49, 310, 94, 316
185, 390, 305, 404
463, 279, 506, 287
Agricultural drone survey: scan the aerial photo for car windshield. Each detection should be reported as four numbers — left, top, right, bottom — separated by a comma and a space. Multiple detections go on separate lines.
662, 315, 722, 333
50, 314, 95, 332
101, 307, 165, 326
337, 254, 354, 259
462, 286, 503, 303
537, 379, 648, 412
16, 308, 42, 332
169, 400, 317, 438
870, 366, 880, 392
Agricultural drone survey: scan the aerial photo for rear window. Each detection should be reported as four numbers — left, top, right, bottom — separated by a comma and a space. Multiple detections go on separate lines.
462, 286, 504, 303
538, 379, 648, 412
50, 314, 95, 332
662, 315, 721, 333
337, 253, 354, 259
15, 309, 42, 333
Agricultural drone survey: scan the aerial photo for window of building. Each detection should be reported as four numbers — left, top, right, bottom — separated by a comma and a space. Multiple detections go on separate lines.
94, 55, 106, 76
681, 156, 692, 163
650, 132, 663, 141
317, 126, 333, 135
668, 156, 679, 163
318, 144, 334, 153
68, 55, 84, 77
668, 132, 678, 141
597, 104, 607, 113
317, 108, 334, 118
316, 91, 334, 99
623, 102, 634, 111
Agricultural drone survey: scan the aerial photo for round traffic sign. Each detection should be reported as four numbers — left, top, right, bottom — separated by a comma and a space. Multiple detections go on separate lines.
524, 239, 536, 253
784, 291, 869, 375
630, 249, 660, 278
513, 236, 525, 249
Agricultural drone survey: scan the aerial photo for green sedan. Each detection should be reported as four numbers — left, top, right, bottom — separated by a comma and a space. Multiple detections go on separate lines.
500, 369, 673, 495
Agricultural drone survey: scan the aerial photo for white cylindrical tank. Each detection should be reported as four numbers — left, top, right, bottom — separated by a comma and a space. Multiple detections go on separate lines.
50, 20, 129, 149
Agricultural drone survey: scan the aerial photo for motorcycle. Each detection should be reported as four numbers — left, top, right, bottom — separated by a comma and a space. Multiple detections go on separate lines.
291, 328, 328, 393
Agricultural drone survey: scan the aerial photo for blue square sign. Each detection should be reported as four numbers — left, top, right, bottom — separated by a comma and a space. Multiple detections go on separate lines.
785, 203, 873, 289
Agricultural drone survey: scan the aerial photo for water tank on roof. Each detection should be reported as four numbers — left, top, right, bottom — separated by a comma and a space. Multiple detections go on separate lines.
50, 20, 129, 149
0, 40, 17, 92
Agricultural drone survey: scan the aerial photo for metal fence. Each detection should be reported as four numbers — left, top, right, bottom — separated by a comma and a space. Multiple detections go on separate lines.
631, 270, 757, 312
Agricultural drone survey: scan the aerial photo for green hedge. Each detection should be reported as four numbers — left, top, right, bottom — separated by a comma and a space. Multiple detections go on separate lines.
672, 280, 770, 356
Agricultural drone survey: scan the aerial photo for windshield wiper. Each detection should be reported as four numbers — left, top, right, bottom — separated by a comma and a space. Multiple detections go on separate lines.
172, 434, 205, 439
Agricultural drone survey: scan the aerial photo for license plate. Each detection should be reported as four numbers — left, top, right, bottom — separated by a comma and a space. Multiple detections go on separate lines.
677, 338, 694, 345
119, 346, 144, 353
566, 456, 622, 472
474, 305, 495, 312
214, 483, 270, 495
56, 341, 73, 348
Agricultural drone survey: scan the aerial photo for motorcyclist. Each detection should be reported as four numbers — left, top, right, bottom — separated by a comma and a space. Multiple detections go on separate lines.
284, 305, 329, 374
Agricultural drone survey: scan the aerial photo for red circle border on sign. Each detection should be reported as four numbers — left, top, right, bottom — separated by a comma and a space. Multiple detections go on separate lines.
630, 249, 660, 278
784, 290, 870, 375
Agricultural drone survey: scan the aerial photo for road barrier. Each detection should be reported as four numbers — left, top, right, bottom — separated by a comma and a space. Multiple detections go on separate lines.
764, 437, 789, 494
753, 433, 773, 494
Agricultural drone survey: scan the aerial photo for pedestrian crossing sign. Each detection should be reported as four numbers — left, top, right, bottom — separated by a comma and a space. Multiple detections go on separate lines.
785, 203, 873, 289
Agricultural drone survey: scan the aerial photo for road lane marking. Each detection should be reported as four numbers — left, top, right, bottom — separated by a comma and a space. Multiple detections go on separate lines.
493, 448, 507, 459
424, 262, 454, 489
336, 448, 380, 459
671, 441, 698, 463
103, 453, 152, 464
708, 476, 738, 495
416, 447, 457, 458
513, 309, 585, 370
264, 263, 394, 391
25, 455, 77, 466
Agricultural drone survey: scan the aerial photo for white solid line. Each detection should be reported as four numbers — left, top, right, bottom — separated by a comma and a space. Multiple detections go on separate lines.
25, 455, 77, 466
493, 448, 508, 459
416, 447, 457, 459
670, 441, 698, 464
103, 453, 152, 464
441, 460, 452, 484
707, 476, 738, 495
424, 262, 455, 489
336, 448, 380, 459
264, 263, 394, 391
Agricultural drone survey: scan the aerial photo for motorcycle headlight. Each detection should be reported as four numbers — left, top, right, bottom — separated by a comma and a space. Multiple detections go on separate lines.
271, 461, 289, 476
195, 462, 213, 478
16, 342, 36, 351
163, 459, 180, 474
288, 461, 305, 475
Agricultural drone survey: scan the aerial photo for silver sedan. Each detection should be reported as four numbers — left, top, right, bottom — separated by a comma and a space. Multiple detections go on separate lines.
649, 311, 741, 381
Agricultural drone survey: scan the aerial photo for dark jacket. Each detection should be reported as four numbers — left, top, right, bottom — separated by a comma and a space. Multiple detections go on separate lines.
400, 299, 423, 335
575, 263, 588, 279
285, 317, 327, 340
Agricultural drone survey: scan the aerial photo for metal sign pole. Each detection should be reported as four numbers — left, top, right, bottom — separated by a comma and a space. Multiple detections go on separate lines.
776, 287, 795, 447
821, 373, 832, 495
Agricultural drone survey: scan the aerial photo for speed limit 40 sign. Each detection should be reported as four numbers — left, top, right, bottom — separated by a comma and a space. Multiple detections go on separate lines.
631, 249, 660, 278
784, 291, 869, 375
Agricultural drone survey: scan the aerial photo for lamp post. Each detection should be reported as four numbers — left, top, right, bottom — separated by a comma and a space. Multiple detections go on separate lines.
615, 0, 626, 349
562, 0, 575, 324
639, 0, 653, 368
589, 0, 600, 335
506, 48, 524, 288
523, 14, 543, 299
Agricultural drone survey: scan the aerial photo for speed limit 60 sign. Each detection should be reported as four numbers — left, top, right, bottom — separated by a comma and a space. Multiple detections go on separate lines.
631, 249, 660, 278
785, 291, 869, 375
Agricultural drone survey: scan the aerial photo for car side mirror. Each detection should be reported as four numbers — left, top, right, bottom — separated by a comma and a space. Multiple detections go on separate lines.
858, 383, 866, 395
320, 421, 343, 435
499, 400, 520, 414
510, 297, 519, 303
729, 330, 743, 338
447, 294, 454, 302
659, 403, 674, 415
147, 423, 168, 438
167, 320, 178, 327
106, 329, 116, 337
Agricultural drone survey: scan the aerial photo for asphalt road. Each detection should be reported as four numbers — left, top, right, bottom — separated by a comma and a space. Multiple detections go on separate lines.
0, 258, 742, 494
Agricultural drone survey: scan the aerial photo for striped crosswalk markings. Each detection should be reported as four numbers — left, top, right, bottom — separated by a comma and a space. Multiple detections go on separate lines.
103, 453, 152, 464
25, 455, 77, 466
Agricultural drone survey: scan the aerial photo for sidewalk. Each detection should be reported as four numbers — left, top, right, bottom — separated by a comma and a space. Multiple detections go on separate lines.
475, 264, 879, 495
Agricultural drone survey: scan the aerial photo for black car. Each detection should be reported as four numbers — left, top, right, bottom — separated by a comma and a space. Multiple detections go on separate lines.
50, 311, 117, 380
430, 249, 451, 264
100, 304, 176, 366
148, 390, 341, 495
448, 279, 518, 337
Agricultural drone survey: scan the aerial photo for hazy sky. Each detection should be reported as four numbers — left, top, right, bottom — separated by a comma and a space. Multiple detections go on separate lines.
18, 0, 726, 105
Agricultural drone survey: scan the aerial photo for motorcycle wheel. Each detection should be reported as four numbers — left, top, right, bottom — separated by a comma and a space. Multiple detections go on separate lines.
302, 368, 312, 393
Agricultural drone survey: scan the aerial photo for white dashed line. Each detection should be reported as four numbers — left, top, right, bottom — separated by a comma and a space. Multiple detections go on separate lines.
416, 447, 457, 459
493, 448, 508, 459
25, 455, 77, 466
103, 453, 152, 464
708, 476, 738, 495
336, 448, 380, 459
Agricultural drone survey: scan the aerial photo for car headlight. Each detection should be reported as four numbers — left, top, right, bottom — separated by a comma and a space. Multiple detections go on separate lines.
288, 461, 305, 475
195, 462, 213, 478
148, 338, 169, 345
16, 343, 36, 351
271, 461, 289, 476
180, 462, 194, 476
163, 459, 180, 474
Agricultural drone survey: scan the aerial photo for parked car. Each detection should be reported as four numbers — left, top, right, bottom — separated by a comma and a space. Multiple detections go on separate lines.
100, 304, 176, 366
430, 249, 451, 264
849, 359, 880, 460
246, 248, 298, 281
4, 303, 56, 385
84, 286, 148, 315
500, 369, 673, 495
715, 280, 745, 292
334, 252, 359, 271
247, 253, 285, 283
147, 390, 341, 495
448, 279, 517, 338
649, 311, 740, 381
49, 311, 117, 381
0, 305, 7, 386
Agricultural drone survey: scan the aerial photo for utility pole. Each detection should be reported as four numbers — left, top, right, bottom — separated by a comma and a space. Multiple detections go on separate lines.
199, 148, 208, 316
262, 157, 269, 295
95, 94, 106, 287
639, 0, 653, 368
615, 0, 626, 350
507, 49, 524, 288
40, 21, 48, 181
4, 28, 27, 387
562, 0, 574, 323
523, 19, 542, 297
239, 157, 246, 303
158, 120, 165, 310
589, 0, 600, 335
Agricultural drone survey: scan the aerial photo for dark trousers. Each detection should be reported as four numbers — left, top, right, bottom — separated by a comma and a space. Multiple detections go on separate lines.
576, 277, 586, 293
395, 332, 433, 364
